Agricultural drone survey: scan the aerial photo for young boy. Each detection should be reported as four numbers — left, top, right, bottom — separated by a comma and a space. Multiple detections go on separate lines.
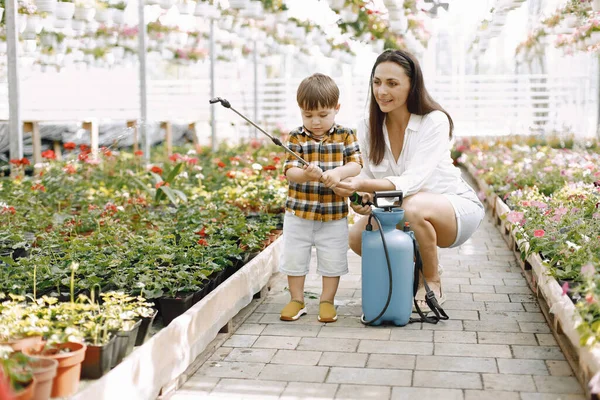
280, 73, 362, 323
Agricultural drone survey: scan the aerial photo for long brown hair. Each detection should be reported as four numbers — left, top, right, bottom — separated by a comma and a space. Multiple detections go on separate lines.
368, 49, 454, 165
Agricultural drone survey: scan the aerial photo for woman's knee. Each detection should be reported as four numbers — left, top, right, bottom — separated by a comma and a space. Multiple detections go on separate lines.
348, 223, 362, 255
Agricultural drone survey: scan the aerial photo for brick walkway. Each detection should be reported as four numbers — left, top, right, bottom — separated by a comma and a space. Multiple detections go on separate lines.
170, 211, 585, 400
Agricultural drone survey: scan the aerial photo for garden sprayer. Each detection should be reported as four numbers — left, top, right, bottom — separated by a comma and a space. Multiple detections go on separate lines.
352, 191, 448, 326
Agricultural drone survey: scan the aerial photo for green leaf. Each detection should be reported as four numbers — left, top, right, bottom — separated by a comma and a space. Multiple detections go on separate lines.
130, 177, 153, 196
159, 186, 178, 205
173, 189, 188, 203
164, 163, 184, 184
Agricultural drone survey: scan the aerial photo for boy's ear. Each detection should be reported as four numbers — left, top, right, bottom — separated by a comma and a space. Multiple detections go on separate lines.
335, 103, 341, 113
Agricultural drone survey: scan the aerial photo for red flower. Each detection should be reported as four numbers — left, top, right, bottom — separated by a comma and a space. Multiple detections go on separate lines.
64, 142, 76, 150
134, 150, 144, 156
273, 157, 281, 163
533, 230, 545, 238
169, 153, 181, 162
78, 153, 89, 162
217, 161, 226, 168
155, 181, 169, 189
226, 171, 236, 179
31, 183, 46, 192
9, 159, 20, 165
264, 165, 277, 171
195, 226, 207, 237
80, 144, 90, 152
150, 166, 163, 175
197, 238, 208, 246
1, 206, 16, 215
101, 147, 113, 157
20, 157, 30, 165
63, 164, 77, 174
41, 150, 56, 160
186, 157, 198, 165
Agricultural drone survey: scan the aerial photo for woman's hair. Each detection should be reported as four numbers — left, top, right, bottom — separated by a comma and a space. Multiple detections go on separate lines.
368, 49, 454, 165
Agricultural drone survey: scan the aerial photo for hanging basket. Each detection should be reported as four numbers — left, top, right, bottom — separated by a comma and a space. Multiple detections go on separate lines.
54, 1, 75, 19
35, 0, 57, 14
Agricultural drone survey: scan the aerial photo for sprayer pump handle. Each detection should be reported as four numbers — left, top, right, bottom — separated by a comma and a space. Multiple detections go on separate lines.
350, 192, 373, 207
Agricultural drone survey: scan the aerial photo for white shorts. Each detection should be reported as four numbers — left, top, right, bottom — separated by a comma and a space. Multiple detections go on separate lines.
443, 194, 485, 248
279, 212, 349, 277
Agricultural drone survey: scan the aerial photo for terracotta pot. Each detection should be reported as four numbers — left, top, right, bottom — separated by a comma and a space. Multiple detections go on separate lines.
23, 342, 86, 398
13, 378, 36, 400
28, 357, 58, 400
1, 336, 43, 352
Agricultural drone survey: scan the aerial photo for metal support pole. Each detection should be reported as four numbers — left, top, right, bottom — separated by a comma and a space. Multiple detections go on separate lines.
138, 0, 149, 161
7, 0, 23, 167
210, 18, 216, 152
253, 39, 258, 138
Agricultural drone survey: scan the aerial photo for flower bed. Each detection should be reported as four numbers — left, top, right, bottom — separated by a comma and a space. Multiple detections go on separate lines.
0, 140, 288, 395
458, 136, 600, 394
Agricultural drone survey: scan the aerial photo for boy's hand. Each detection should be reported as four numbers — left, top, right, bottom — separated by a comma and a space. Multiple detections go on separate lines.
303, 164, 323, 181
320, 170, 341, 188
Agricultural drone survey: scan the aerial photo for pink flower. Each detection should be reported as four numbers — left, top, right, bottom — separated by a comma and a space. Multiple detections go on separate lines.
581, 264, 596, 278
561, 281, 570, 296
531, 201, 547, 209
506, 211, 525, 225
521, 201, 531, 207
586, 294, 595, 304
533, 230, 545, 238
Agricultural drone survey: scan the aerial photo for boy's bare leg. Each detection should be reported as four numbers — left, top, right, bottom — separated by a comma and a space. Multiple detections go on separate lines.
289, 275, 306, 302
321, 276, 340, 303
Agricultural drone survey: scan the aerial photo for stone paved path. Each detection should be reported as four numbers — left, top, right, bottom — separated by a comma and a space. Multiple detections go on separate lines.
170, 210, 585, 400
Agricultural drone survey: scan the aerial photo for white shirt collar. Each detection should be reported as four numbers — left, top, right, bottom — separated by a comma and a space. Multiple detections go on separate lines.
407, 114, 423, 132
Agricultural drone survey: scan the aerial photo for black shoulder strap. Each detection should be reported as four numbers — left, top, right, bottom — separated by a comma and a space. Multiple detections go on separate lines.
410, 239, 449, 324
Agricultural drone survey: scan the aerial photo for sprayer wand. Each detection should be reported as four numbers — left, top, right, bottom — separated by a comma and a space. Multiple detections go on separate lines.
209, 97, 309, 167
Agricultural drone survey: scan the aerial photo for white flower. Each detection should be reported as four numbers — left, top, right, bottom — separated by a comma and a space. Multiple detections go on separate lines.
252, 163, 263, 171
565, 241, 581, 251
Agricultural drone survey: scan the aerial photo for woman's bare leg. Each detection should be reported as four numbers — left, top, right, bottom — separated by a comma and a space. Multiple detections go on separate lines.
349, 193, 458, 307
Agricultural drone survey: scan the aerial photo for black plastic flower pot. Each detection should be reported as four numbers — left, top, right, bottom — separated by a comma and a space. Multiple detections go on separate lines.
158, 293, 194, 326
135, 310, 158, 347
81, 335, 116, 379
192, 285, 210, 305
111, 319, 142, 368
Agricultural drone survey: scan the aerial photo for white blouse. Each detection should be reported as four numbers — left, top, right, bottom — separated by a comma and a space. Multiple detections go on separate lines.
357, 110, 477, 200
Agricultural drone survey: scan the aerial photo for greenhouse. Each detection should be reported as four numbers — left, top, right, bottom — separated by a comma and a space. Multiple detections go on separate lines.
0, 0, 599, 399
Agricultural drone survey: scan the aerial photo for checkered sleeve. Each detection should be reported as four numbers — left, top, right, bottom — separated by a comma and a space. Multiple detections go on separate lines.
283, 132, 305, 175
343, 129, 363, 167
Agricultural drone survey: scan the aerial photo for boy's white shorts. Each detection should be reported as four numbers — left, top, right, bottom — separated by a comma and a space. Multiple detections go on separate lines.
279, 211, 349, 277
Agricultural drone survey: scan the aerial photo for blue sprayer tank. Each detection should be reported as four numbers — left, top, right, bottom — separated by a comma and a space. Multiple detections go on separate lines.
361, 208, 415, 326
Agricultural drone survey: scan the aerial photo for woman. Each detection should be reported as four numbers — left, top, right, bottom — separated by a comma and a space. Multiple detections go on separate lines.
334, 49, 485, 310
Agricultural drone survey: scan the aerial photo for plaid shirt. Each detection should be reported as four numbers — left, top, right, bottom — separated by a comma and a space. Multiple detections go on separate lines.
284, 124, 362, 222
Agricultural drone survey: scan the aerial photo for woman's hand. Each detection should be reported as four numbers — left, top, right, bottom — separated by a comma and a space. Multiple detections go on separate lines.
349, 192, 373, 215
332, 177, 362, 197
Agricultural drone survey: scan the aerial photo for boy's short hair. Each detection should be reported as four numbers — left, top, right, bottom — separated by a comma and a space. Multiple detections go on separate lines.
297, 73, 339, 111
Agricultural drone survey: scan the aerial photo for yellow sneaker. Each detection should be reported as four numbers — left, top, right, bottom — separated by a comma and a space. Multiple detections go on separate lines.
318, 300, 337, 323
280, 300, 307, 321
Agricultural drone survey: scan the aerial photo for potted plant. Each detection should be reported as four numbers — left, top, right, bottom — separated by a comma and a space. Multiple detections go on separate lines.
0, 347, 36, 400
23, 342, 86, 398
27, 356, 58, 400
